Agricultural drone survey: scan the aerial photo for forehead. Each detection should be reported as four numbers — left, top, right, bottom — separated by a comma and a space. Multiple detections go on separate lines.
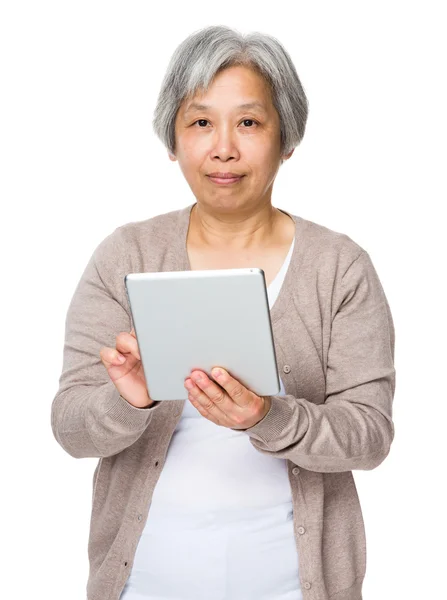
183, 100, 268, 116
181, 65, 273, 117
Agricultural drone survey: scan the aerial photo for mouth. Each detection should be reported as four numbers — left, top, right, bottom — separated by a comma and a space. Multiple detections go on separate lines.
207, 175, 245, 185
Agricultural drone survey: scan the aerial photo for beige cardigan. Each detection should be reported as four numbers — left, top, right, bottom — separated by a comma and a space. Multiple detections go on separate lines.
51, 202, 396, 600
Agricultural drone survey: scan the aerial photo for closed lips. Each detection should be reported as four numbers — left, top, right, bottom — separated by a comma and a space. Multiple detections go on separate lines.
208, 173, 244, 178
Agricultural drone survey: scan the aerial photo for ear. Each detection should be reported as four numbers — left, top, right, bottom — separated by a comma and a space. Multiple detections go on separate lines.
168, 151, 177, 162
282, 148, 295, 162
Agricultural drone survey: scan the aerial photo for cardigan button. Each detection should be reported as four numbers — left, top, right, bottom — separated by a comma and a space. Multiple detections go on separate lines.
292, 467, 300, 475
137, 514, 142, 521
283, 365, 291, 373
298, 526, 306, 534
304, 582, 311, 590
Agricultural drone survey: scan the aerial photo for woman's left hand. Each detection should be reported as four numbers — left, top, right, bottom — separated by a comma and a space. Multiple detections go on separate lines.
184, 367, 272, 430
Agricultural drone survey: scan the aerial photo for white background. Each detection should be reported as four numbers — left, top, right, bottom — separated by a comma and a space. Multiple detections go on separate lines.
1, 2, 445, 599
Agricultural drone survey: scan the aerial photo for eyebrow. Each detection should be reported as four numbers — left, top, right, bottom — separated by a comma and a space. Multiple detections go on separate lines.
183, 101, 267, 117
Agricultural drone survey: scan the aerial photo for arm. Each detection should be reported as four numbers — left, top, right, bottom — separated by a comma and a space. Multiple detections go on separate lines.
240, 250, 396, 473
51, 229, 162, 459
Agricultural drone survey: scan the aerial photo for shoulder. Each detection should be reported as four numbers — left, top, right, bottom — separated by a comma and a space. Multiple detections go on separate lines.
292, 213, 367, 276
288, 214, 388, 321
88, 206, 185, 300
110, 206, 182, 247
93, 206, 183, 265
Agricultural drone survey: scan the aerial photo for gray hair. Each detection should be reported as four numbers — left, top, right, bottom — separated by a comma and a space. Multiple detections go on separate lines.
152, 25, 309, 160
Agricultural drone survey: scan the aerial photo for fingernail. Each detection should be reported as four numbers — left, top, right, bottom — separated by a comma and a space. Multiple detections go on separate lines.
212, 368, 222, 378
117, 354, 126, 362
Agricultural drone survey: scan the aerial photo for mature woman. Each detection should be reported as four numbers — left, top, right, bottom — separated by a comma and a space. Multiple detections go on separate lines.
51, 25, 396, 600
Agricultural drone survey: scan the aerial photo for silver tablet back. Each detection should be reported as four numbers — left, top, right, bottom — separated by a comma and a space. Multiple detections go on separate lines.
124, 268, 280, 401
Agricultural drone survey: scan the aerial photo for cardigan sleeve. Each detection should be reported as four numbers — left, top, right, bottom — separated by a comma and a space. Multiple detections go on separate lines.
51, 229, 163, 460
240, 250, 396, 473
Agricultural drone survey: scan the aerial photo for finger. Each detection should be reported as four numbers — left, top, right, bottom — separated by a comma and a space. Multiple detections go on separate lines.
186, 378, 226, 425
188, 393, 222, 426
116, 331, 141, 361
100, 346, 127, 367
210, 368, 253, 407
189, 372, 227, 410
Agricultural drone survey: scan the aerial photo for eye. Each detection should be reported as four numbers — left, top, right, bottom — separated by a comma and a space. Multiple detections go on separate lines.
240, 119, 258, 127
192, 118, 259, 128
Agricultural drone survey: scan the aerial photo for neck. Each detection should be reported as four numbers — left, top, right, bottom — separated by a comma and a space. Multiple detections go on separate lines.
190, 201, 282, 252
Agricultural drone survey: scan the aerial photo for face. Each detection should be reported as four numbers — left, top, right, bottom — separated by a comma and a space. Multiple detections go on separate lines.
170, 65, 294, 213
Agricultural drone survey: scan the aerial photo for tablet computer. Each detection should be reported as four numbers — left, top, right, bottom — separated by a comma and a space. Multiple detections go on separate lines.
124, 268, 281, 401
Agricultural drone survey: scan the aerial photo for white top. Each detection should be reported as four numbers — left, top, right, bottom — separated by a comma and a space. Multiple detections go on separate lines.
120, 236, 303, 600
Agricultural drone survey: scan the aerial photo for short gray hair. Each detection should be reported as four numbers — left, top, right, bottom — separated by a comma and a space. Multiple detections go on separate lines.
152, 25, 309, 159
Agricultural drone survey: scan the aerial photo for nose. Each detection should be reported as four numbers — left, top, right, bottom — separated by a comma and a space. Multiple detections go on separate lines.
210, 126, 240, 161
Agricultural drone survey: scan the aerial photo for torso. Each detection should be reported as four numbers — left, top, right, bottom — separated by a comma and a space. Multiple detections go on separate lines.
186, 208, 296, 287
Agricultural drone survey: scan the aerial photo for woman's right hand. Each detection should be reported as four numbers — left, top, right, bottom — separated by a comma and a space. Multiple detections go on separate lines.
100, 328, 154, 408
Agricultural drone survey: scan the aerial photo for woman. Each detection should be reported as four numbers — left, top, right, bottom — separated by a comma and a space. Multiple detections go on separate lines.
51, 26, 396, 600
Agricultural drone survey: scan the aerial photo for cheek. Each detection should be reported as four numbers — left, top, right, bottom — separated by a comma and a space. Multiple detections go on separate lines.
182, 129, 207, 151
182, 144, 208, 172
243, 136, 276, 162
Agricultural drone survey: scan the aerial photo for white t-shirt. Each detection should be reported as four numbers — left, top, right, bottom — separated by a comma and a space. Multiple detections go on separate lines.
120, 236, 303, 600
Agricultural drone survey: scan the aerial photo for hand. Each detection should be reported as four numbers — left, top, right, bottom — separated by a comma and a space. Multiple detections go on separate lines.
99, 327, 154, 408
184, 367, 272, 430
